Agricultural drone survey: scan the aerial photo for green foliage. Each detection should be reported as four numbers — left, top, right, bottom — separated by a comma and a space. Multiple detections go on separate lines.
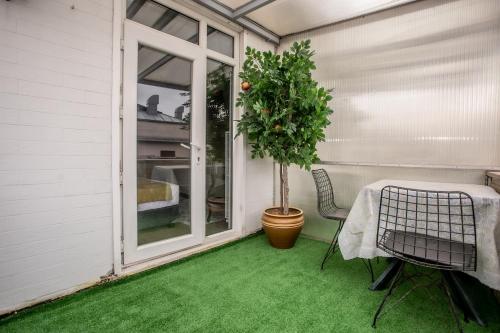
206, 63, 232, 163
235, 40, 333, 170
181, 63, 232, 163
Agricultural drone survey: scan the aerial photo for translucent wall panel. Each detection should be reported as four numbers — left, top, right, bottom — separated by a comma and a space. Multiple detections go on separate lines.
279, 0, 500, 168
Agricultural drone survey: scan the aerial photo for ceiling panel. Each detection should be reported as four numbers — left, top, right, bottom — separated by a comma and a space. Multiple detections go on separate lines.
245, 0, 417, 36
132, 0, 167, 27
217, 0, 253, 10
145, 57, 192, 87
138, 47, 165, 74
163, 14, 199, 41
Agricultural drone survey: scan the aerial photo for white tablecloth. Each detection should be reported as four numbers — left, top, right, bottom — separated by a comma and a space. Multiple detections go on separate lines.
338, 179, 500, 290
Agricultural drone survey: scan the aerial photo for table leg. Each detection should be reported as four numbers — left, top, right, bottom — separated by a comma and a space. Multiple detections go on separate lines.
369, 259, 496, 327
369, 258, 403, 291
443, 271, 491, 327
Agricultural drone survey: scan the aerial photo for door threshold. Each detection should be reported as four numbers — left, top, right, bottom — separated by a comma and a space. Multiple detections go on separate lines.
120, 232, 241, 276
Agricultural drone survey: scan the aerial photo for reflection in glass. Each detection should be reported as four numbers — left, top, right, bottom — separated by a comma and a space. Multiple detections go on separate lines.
206, 59, 233, 236
136, 44, 192, 245
207, 26, 234, 58
127, 0, 199, 44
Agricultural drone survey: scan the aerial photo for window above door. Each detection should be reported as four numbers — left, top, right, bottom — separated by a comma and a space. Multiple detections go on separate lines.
207, 26, 234, 58
126, 0, 200, 44
126, 0, 238, 60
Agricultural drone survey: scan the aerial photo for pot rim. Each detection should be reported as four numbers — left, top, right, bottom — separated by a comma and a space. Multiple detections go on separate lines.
263, 207, 303, 218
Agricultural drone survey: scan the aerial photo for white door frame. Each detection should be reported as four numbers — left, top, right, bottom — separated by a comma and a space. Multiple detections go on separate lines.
122, 20, 206, 264
113, 0, 244, 270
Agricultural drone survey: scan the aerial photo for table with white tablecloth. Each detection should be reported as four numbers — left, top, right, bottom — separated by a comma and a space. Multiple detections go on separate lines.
338, 179, 500, 290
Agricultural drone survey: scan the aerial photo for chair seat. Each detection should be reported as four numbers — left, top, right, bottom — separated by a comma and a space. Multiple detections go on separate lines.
381, 230, 476, 271
324, 208, 349, 221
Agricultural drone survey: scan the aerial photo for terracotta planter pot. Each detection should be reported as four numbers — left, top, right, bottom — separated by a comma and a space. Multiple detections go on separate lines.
261, 207, 304, 249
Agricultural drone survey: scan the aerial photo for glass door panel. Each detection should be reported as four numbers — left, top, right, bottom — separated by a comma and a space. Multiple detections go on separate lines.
206, 59, 233, 236
136, 44, 192, 245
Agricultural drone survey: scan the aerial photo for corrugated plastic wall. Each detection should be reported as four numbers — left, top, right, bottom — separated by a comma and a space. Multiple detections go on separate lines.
277, 0, 500, 241
280, 0, 500, 169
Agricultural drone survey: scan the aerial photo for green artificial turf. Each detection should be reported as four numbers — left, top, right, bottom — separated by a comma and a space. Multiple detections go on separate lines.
1, 234, 499, 333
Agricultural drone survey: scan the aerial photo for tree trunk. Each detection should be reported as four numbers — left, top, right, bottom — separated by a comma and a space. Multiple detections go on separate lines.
279, 163, 284, 212
283, 164, 289, 215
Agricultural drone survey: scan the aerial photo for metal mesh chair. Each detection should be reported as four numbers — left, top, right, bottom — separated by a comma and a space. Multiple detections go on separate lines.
312, 169, 374, 280
372, 185, 477, 332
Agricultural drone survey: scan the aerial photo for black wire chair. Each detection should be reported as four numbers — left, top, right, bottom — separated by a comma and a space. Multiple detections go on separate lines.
372, 185, 477, 332
312, 169, 374, 281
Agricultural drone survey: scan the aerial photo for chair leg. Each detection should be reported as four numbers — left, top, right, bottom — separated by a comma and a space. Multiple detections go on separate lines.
372, 261, 405, 328
320, 220, 344, 270
442, 274, 464, 333
362, 259, 374, 283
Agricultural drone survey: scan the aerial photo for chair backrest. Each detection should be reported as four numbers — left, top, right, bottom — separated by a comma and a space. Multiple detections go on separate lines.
377, 185, 477, 272
312, 169, 338, 217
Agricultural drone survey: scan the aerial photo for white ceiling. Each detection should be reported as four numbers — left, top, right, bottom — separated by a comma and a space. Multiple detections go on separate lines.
217, 0, 417, 36
218, 0, 251, 9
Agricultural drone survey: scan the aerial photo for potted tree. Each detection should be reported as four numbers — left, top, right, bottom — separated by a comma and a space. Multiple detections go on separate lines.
236, 40, 333, 249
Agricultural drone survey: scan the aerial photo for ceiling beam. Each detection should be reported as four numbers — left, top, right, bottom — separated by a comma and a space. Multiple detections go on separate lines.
194, 0, 234, 18
192, 0, 279, 44
126, 0, 146, 18
233, 0, 276, 19
152, 9, 179, 30
235, 16, 279, 44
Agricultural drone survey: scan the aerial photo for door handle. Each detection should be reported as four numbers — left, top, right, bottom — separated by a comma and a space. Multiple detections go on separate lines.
180, 142, 202, 151
180, 143, 202, 165
192, 143, 202, 165
190, 142, 202, 151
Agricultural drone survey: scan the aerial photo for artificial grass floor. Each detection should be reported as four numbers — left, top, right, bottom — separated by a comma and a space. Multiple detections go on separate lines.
1, 234, 499, 333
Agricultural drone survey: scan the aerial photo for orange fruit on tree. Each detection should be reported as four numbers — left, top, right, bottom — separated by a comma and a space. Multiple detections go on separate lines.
241, 81, 251, 91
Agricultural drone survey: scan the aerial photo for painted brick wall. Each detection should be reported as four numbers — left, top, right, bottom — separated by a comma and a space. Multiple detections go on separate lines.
0, 0, 114, 314
242, 31, 275, 235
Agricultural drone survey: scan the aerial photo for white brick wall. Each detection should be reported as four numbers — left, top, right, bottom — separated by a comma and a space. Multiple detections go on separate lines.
242, 31, 276, 235
0, 0, 113, 314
